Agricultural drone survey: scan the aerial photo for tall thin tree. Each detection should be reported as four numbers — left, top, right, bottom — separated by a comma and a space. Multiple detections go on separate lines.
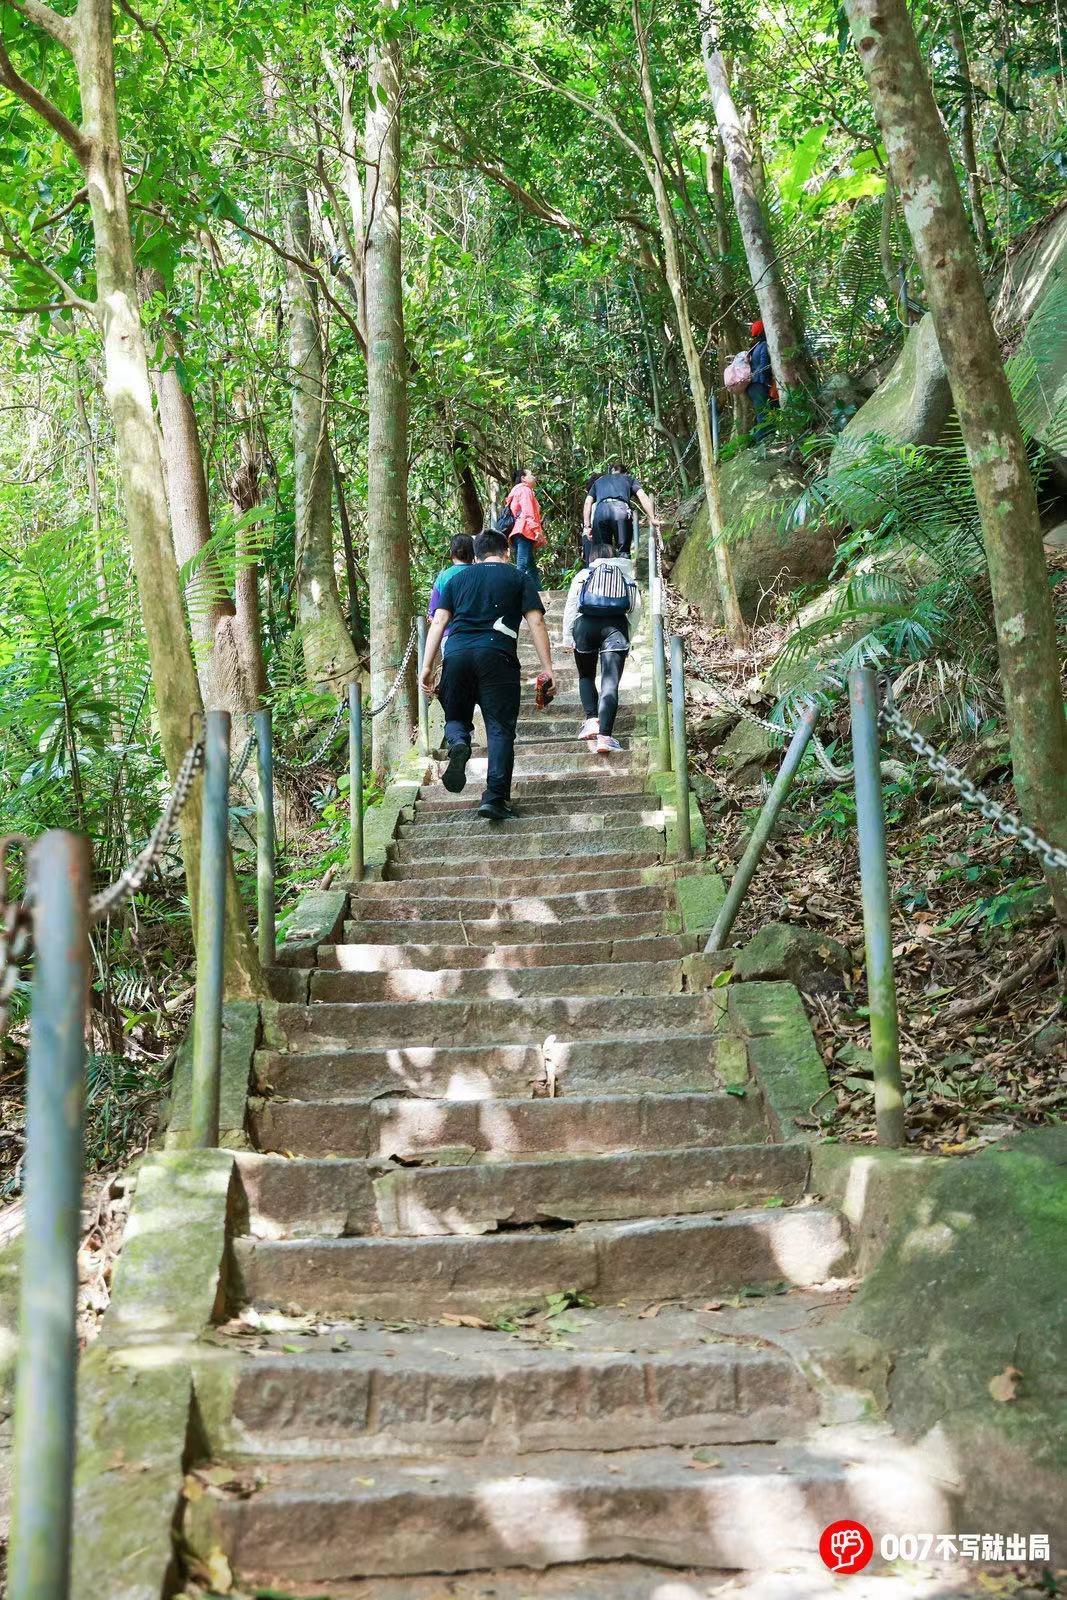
843, 0, 1067, 918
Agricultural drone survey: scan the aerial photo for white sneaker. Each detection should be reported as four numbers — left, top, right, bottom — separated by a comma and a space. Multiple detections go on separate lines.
597, 735, 622, 753
578, 718, 599, 740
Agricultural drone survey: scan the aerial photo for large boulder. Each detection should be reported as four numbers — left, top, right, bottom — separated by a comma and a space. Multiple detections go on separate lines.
997, 205, 1067, 486
829, 314, 952, 474
671, 450, 838, 625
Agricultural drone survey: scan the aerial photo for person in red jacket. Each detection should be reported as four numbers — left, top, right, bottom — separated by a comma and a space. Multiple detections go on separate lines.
505, 466, 546, 592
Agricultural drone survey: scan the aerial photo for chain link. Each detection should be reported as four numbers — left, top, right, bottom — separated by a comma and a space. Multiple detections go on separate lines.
275, 697, 347, 775
367, 621, 418, 719
879, 698, 1067, 874
88, 737, 205, 923
231, 729, 256, 785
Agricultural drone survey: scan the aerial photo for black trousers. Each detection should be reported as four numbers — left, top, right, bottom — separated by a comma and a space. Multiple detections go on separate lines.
591, 498, 633, 556
574, 647, 626, 735
439, 646, 521, 804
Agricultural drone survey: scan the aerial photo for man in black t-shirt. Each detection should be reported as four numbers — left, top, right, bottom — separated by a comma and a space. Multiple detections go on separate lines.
581, 460, 660, 562
419, 529, 555, 820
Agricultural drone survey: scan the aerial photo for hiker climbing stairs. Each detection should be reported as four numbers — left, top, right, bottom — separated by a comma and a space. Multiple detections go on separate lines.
180, 591, 954, 1594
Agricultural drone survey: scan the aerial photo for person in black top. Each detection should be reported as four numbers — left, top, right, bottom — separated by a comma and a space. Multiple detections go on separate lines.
582, 460, 660, 562
419, 528, 555, 821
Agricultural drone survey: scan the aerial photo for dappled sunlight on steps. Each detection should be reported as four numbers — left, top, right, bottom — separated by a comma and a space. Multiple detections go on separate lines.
180, 600, 957, 1591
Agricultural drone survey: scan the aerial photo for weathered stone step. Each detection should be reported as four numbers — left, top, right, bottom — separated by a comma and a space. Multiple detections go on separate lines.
390, 827, 664, 863
416, 778, 648, 810
317, 932, 692, 972
254, 1031, 748, 1105
342, 912, 671, 946
383, 850, 664, 883
397, 811, 665, 840
184, 1433, 943, 1584
264, 993, 722, 1050
307, 959, 683, 1004
508, 733, 635, 753
201, 1325, 815, 1459
232, 1206, 850, 1317
357, 869, 663, 904
346, 883, 672, 925
250, 1089, 761, 1166
374, 1143, 808, 1236
455, 750, 637, 778
515, 708, 639, 735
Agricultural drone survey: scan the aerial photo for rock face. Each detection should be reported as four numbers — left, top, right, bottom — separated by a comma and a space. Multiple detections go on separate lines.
998, 205, 1067, 487
671, 450, 838, 624
829, 314, 953, 474
734, 921, 852, 992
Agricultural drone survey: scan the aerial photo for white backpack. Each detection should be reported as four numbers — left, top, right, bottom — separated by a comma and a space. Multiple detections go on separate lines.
723, 350, 752, 393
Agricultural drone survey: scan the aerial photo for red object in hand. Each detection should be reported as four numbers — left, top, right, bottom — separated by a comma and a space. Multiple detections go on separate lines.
535, 671, 555, 710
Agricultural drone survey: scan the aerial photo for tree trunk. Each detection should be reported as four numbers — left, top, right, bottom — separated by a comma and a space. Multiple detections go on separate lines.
365, 6, 417, 779
285, 179, 360, 692
948, 17, 993, 256
704, 135, 751, 437
697, 11, 817, 402
74, 0, 263, 995
843, 0, 1067, 918
634, 1, 745, 643
332, 449, 368, 654
140, 268, 247, 715
451, 435, 484, 534
229, 393, 270, 707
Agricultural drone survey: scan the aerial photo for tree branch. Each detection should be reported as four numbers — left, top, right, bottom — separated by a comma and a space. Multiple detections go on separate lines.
0, 40, 89, 161
0, 239, 96, 314
3, 0, 75, 52
436, 133, 592, 242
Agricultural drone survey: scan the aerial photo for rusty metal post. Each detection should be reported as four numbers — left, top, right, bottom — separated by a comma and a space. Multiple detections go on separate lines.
349, 681, 365, 884
705, 702, 819, 952
650, 535, 672, 774
850, 669, 904, 1147
670, 633, 693, 862
631, 509, 640, 561
8, 831, 91, 1600
255, 709, 275, 967
190, 709, 230, 1148
416, 615, 431, 756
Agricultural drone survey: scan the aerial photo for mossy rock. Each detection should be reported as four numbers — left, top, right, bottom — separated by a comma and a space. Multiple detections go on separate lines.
829, 314, 952, 477
715, 718, 780, 783
851, 1126, 1067, 1542
734, 920, 851, 991
672, 450, 838, 624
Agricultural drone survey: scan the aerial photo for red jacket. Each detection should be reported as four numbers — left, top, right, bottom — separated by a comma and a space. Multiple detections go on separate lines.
507, 482, 546, 546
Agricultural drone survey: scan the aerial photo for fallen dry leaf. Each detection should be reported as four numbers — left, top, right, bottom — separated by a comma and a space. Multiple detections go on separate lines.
988, 1365, 1022, 1403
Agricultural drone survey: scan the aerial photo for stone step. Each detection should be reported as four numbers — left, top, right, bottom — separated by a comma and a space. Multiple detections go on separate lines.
390, 829, 664, 864
254, 1031, 748, 1104
202, 1323, 816, 1459
307, 959, 684, 1004
184, 1433, 944, 1584
508, 733, 635, 753
515, 708, 639, 735
317, 932, 693, 972
397, 812, 666, 840
342, 912, 672, 945
246, 1091, 770, 1171
232, 1206, 850, 1318
346, 883, 672, 924
264, 993, 722, 1051
373, 1143, 809, 1236
452, 751, 637, 778
358, 868, 661, 903
383, 849, 664, 883
416, 778, 649, 810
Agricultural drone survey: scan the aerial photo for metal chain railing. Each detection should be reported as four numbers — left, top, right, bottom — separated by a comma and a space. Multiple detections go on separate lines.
88, 736, 206, 923
879, 693, 1067, 874
367, 620, 418, 719
274, 618, 419, 776
231, 728, 256, 785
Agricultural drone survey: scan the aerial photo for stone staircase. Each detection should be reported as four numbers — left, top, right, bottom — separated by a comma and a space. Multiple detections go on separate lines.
181, 593, 955, 1596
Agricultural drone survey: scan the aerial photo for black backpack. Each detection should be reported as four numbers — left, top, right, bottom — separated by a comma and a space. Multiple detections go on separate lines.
495, 499, 516, 536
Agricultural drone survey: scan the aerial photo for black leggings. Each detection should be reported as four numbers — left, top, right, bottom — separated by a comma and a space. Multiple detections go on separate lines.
591, 499, 633, 556
575, 648, 626, 735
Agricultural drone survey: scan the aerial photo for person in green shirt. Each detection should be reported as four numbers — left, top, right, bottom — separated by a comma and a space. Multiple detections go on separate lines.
428, 534, 475, 636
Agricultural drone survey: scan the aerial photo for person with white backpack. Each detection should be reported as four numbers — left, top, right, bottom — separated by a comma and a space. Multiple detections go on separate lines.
560, 542, 641, 753
724, 319, 778, 439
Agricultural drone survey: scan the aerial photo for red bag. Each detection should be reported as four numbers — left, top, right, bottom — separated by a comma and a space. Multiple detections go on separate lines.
535, 671, 555, 710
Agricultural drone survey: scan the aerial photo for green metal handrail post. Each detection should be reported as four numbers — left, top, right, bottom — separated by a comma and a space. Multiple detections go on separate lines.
8, 831, 91, 1600
849, 669, 905, 1147
190, 709, 230, 1149
255, 708, 275, 967
650, 536, 672, 774
669, 633, 692, 862
416, 615, 431, 756
704, 702, 819, 952
349, 681, 364, 884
